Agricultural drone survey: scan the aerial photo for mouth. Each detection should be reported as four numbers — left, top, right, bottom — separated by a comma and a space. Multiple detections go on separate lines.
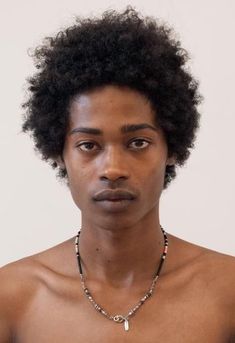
93, 189, 136, 202
92, 189, 137, 212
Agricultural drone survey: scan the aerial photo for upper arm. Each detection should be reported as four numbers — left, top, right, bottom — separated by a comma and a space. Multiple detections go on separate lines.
0, 266, 14, 343
0, 258, 41, 343
230, 274, 235, 341
221, 255, 235, 341
0, 318, 11, 343
205, 252, 235, 341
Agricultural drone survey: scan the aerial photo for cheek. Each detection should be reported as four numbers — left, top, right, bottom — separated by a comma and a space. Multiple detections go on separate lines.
65, 151, 88, 182
141, 163, 166, 195
65, 162, 90, 202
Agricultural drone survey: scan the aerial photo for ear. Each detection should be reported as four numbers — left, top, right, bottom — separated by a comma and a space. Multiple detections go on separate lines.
55, 156, 66, 169
166, 155, 176, 166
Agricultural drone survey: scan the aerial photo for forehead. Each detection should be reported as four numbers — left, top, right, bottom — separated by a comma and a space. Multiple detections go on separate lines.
68, 85, 157, 129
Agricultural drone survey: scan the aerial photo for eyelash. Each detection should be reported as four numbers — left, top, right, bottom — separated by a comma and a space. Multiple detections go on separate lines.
76, 139, 151, 152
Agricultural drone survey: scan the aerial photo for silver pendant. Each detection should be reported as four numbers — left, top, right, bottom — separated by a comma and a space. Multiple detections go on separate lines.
124, 318, 129, 331
113, 315, 130, 331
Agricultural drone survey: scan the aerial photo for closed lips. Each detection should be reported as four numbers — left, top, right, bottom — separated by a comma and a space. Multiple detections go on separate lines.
93, 190, 136, 201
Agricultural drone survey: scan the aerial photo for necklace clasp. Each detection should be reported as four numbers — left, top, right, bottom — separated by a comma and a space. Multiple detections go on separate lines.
113, 315, 125, 323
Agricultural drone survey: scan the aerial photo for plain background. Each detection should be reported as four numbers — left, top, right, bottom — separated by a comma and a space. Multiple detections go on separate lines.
0, 0, 234, 267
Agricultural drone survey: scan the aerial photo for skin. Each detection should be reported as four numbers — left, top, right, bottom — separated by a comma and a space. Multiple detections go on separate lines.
0, 85, 235, 342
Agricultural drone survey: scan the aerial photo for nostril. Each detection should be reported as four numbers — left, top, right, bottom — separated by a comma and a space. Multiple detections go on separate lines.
99, 164, 130, 182
100, 174, 128, 182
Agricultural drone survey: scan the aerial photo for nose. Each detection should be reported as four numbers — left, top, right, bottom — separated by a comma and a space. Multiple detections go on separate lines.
98, 146, 130, 182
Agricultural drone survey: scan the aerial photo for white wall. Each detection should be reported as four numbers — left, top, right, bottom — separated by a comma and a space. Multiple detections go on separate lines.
0, 0, 234, 266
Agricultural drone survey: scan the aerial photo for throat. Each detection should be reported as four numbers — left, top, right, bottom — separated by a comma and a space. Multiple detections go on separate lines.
75, 225, 167, 287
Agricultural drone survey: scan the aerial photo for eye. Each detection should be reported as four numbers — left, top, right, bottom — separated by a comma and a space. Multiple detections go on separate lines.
76, 141, 99, 152
128, 139, 150, 150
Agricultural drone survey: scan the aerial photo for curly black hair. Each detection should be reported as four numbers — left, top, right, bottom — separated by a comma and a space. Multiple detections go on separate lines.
21, 6, 202, 189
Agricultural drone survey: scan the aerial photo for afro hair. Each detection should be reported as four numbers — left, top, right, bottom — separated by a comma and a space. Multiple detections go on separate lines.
21, 6, 202, 189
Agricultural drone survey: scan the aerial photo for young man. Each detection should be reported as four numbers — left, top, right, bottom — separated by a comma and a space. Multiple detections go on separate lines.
0, 6, 234, 342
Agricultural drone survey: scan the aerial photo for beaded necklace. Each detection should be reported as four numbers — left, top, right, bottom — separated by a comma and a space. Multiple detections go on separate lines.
75, 226, 168, 332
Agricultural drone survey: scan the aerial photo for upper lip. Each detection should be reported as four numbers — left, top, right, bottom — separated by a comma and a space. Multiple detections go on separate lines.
93, 189, 136, 201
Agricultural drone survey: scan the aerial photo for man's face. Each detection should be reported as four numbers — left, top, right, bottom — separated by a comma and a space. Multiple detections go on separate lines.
60, 85, 172, 229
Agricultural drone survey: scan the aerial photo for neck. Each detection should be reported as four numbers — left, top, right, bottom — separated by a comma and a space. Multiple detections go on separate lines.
77, 210, 166, 288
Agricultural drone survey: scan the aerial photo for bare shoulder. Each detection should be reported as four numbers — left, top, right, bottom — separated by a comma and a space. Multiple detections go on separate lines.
0, 236, 76, 340
201, 248, 235, 307
174, 234, 235, 300
0, 256, 44, 342
170, 234, 235, 338
201, 249, 235, 340
0, 235, 76, 298
0, 255, 45, 312
201, 248, 235, 296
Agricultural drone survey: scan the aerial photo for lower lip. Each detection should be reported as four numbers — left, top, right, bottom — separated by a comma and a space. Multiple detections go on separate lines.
95, 199, 135, 212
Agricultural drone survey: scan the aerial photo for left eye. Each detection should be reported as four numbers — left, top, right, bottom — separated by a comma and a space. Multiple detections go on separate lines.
129, 139, 150, 149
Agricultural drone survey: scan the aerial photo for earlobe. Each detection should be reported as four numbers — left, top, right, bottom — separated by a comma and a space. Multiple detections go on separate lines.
55, 156, 66, 169
166, 156, 176, 166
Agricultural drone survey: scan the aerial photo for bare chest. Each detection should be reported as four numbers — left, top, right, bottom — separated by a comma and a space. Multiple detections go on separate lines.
14, 279, 230, 343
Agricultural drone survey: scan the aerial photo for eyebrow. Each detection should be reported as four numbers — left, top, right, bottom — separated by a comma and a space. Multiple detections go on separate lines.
69, 123, 158, 135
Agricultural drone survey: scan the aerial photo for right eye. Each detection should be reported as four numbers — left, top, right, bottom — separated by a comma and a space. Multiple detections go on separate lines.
76, 142, 99, 152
